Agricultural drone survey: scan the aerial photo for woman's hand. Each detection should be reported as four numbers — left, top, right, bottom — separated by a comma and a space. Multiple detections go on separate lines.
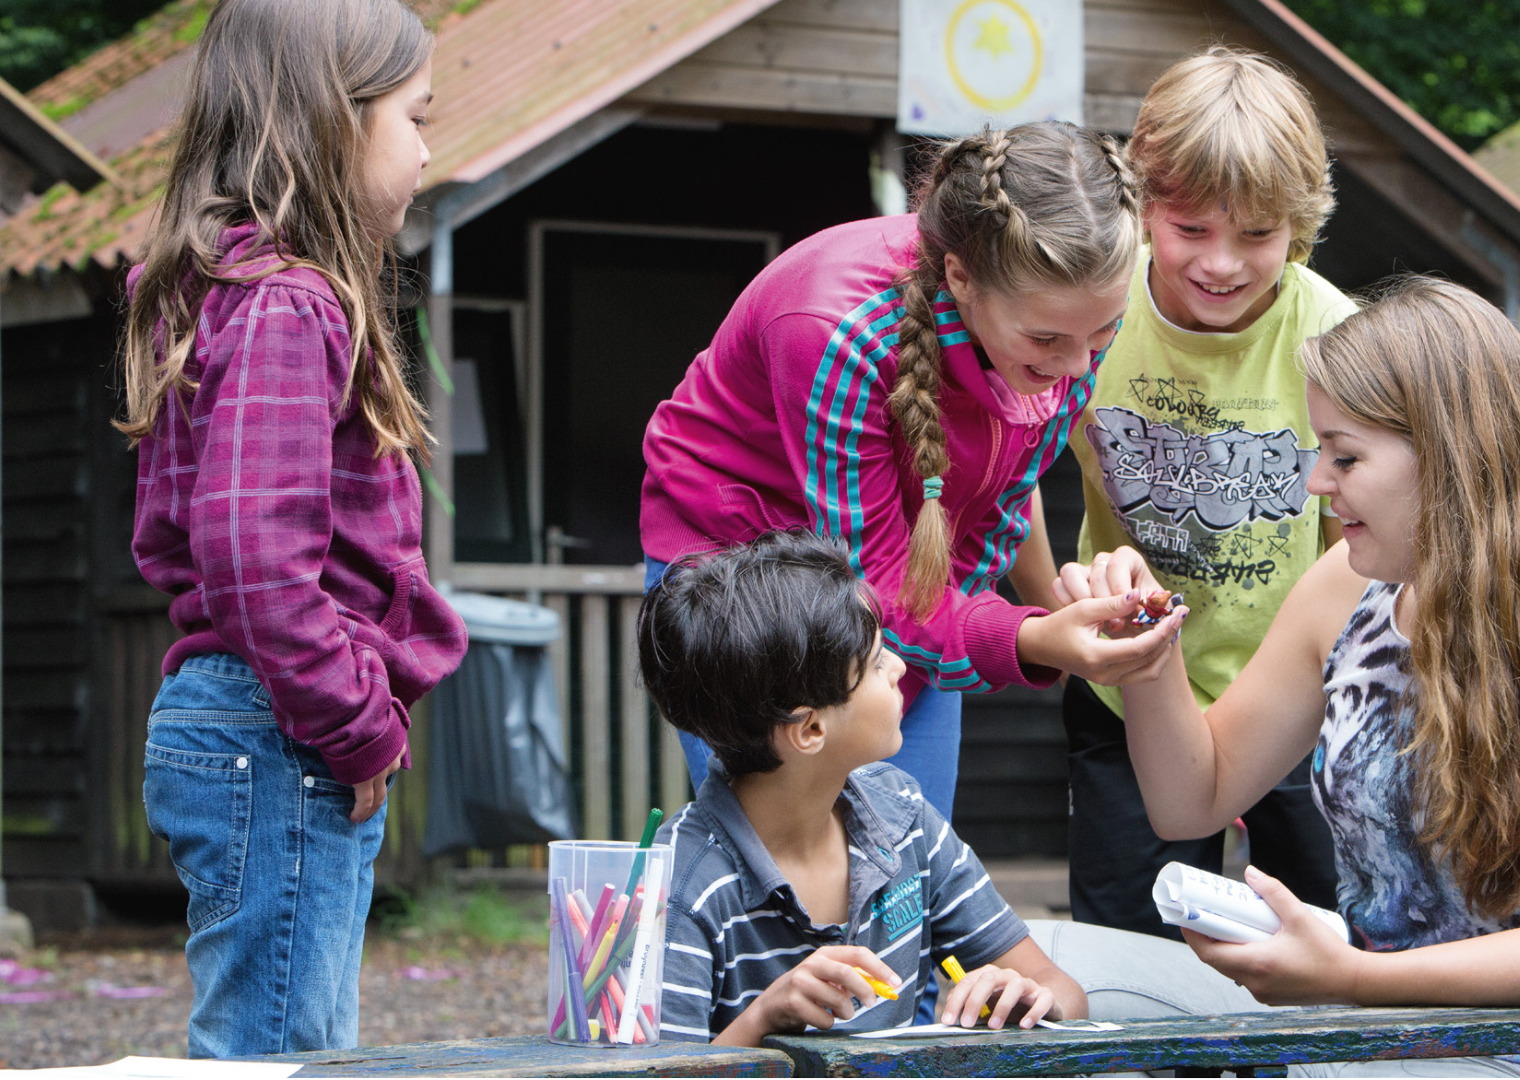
714, 946, 899, 1046
942, 963, 1063, 1030
1017, 590, 1187, 685
1184, 865, 1363, 1006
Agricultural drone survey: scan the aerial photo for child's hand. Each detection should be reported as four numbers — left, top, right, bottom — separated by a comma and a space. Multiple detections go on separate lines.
1017, 594, 1186, 685
1055, 547, 1163, 636
942, 963, 1061, 1030
734, 946, 898, 1041
351, 749, 405, 823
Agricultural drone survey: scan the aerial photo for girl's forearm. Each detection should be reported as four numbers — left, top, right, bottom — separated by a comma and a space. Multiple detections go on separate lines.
1119, 650, 1233, 839
1350, 929, 1520, 1007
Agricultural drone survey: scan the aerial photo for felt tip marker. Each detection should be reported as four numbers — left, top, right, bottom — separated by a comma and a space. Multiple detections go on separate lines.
853, 967, 898, 1000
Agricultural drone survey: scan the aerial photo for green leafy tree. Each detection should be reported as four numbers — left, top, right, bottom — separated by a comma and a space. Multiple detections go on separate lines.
0, 0, 165, 92
1282, 0, 1520, 150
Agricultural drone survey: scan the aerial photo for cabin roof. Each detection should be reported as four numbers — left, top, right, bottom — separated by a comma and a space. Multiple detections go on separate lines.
0, 77, 115, 211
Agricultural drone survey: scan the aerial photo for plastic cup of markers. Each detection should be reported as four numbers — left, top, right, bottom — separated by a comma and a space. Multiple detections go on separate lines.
546, 839, 674, 1047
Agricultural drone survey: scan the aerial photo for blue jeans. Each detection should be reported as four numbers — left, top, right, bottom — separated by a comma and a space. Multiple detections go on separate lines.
143, 654, 388, 1058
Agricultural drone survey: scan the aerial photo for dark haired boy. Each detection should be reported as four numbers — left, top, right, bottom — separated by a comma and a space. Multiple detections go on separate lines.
639, 531, 1085, 1045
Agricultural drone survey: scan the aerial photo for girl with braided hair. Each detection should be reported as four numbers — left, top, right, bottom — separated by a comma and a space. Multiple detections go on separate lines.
641, 121, 1178, 830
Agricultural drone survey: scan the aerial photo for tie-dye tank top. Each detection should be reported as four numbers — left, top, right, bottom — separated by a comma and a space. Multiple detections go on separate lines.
1313, 580, 1520, 951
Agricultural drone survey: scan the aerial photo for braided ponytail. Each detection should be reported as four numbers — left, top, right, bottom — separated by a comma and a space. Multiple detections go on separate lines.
890, 122, 1142, 618
890, 250, 954, 619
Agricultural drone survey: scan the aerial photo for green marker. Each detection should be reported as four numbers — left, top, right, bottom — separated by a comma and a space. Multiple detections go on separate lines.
622, 807, 664, 898
609, 809, 663, 954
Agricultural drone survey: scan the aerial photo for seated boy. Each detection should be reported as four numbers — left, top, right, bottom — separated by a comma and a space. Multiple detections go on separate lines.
638, 530, 1087, 1045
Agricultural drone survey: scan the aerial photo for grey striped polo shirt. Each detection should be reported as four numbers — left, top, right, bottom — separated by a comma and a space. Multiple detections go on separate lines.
656, 759, 1026, 1041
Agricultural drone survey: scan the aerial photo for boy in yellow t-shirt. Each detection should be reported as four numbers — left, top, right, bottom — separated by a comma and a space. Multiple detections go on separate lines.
1063, 47, 1355, 938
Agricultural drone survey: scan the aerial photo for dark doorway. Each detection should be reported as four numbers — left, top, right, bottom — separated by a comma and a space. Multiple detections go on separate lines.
536, 224, 776, 565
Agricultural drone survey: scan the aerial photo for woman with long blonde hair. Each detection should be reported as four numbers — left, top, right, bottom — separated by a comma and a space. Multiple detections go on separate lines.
1065, 276, 1520, 1073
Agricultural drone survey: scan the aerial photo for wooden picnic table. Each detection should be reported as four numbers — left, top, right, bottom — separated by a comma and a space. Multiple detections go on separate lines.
241, 1034, 794, 1076
765, 1006, 1520, 1077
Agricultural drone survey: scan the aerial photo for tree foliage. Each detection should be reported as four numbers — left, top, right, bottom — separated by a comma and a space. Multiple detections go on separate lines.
0, 0, 164, 92
1281, 0, 1520, 150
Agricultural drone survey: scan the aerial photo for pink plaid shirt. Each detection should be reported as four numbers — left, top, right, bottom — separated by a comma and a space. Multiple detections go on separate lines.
131, 225, 466, 784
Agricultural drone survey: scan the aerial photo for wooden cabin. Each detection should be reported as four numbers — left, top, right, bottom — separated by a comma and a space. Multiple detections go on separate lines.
2, 0, 1519, 928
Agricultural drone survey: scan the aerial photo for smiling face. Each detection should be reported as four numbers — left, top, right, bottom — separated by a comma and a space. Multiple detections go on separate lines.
1145, 201, 1292, 333
361, 59, 433, 236
1306, 381, 1420, 583
943, 255, 1129, 396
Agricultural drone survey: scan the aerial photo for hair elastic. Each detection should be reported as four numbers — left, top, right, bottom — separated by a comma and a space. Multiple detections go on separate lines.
923, 476, 944, 501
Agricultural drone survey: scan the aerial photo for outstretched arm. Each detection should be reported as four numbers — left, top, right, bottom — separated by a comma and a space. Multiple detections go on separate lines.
1088, 543, 1364, 839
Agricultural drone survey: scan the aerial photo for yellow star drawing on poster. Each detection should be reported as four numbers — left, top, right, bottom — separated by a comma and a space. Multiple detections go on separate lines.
973, 15, 1015, 58
945, 0, 1042, 110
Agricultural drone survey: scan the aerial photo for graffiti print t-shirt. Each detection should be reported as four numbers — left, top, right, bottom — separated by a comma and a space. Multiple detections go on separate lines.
1316, 580, 1520, 950
1073, 252, 1356, 715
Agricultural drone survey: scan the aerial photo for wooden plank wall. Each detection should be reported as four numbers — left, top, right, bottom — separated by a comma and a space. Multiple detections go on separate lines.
631, 0, 1520, 282
451, 563, 691, 844
626, 0, 1250, 135
1, 313, 112, 880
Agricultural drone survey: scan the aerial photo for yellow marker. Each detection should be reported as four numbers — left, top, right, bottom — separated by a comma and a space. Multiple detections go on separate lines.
582, 904, 625, 991
588, 1019, 600, 1041
941, 955, 991, 1020
853, 966, 899, 1001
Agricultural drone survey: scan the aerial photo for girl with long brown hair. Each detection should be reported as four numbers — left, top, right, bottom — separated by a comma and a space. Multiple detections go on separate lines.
641, 122, 1182, 859
1066, 277, 1520, 1072
120, 0, 465, 1057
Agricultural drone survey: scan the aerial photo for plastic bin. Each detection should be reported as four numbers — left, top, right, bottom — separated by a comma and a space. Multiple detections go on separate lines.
423, 591, 574, 856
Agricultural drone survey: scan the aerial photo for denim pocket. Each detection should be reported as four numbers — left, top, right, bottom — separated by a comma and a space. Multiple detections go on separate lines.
143, 733, 254, 933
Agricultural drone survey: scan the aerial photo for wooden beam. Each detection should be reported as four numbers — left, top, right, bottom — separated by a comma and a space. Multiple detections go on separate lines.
453, 562, 647, 594
1337, 152, 1517, 290
618, 597, 650, 841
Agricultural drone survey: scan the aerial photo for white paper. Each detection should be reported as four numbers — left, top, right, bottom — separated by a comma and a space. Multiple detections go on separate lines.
1152, 862, 1349, 944
18, 1059, 300, 1078
850, 1019, 1122, 1039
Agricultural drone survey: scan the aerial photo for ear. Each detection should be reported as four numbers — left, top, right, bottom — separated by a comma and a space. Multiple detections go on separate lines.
775, 705, 828, 760
942, 252, 975, 307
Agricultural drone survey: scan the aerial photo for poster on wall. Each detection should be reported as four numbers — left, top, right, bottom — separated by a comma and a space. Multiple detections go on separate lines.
898, 0, 1084, 136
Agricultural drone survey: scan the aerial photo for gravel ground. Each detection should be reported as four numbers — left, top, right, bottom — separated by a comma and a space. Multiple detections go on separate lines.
0, 926, 550, 1070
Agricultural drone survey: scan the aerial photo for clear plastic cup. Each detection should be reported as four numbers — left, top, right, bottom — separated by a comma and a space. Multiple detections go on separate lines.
546, 839, 674, 1046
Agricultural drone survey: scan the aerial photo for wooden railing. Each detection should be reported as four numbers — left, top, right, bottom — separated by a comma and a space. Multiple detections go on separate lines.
94, 564, 686, 888
451, 562, 690, 842
96, 588, 179, 883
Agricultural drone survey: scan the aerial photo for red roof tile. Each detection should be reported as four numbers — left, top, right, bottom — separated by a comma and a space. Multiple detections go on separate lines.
2, 0, 779, 277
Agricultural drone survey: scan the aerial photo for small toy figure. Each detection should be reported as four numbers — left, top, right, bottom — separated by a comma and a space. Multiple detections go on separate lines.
1134, 590, 1184, 625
